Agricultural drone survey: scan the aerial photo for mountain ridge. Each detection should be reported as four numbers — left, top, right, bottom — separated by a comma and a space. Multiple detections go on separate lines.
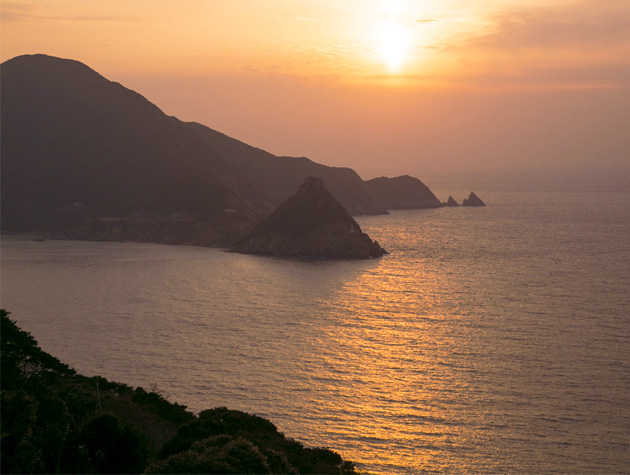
1, 53, 446, 247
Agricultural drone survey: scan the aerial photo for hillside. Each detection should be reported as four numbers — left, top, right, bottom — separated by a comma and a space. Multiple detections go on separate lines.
1, 54, 446, 247
186, 123, 381, 216
0, 309, 356, 473
364, 175, 442, 210
1, 54, 262, 245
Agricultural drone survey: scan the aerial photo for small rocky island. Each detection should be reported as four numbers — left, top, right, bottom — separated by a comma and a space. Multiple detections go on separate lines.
462, 192, 486, 206
230, 177, 387, 259
444, 196, 460, 207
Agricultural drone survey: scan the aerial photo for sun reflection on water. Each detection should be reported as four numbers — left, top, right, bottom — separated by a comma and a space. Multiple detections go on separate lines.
305, 256, 466, 473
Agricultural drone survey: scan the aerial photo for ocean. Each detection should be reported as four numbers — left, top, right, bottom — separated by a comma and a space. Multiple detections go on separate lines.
2, 172, 629, 473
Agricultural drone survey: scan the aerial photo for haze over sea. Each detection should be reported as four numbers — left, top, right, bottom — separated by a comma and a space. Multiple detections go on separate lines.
2, 172, 629, 474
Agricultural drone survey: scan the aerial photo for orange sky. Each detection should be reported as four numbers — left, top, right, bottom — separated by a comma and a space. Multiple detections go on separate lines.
2, 0, 629, 177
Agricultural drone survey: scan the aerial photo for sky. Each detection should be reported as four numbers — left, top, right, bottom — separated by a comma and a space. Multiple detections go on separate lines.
2, 0, 629, 179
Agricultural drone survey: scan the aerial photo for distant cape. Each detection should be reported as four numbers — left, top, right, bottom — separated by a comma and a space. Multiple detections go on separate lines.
364, 175, 442, 210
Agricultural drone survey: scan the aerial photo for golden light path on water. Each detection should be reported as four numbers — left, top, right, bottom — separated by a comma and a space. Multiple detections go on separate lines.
302, 252, 467, 472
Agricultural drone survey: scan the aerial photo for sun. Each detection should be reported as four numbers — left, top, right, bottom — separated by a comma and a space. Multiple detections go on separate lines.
380, 17, 410, 73
376, 1, 413, 74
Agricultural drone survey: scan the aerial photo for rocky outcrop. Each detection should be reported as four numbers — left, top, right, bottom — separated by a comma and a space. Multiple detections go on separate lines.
443, 196, 459, 207
462, 192, 486, 207
230, 177, 387, 259
364, 175, 442, 211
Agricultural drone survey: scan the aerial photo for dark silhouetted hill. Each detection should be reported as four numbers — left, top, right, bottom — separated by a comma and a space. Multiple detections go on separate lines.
186, 123, 383, 216
1, 54, 262, 245
1, 54, 453, 247
364, 175, 442, 210
231, 177, 386, 259
0, 54, 386, 246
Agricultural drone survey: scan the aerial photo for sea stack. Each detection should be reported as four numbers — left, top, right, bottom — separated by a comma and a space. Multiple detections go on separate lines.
462, 192, 486, 207
230, 177, 387, 259
444, 196, 460, 207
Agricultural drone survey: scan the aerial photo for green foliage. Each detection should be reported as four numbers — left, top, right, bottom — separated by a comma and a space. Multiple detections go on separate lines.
160, 407, 354, 474
1, 311, 155, 473
132, 386, 192, 427
1, 309, 75, 389
160, 406, 280, 458
146, 435, 274, 474
81, 413, 148, 474
1, 311, 356, 474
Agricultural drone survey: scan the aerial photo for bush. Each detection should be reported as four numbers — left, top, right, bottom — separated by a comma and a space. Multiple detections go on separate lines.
146, 435, 273, 474
81, 413, 147, 474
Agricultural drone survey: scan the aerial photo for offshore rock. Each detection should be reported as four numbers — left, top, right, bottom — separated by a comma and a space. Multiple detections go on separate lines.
444, 196, 460, 207
230, 177, 387, 259
462, 192, 486, 207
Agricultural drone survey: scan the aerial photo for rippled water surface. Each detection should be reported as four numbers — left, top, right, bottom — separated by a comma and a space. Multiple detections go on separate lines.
2, 174, 630, 473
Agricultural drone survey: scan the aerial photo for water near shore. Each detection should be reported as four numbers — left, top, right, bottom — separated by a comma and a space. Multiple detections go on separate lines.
2, 173, 629, 473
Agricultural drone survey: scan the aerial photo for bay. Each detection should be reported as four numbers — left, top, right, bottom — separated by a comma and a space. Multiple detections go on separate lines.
2, 173, 629, 473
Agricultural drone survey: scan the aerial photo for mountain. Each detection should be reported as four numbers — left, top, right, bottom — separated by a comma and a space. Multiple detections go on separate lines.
1, 54, 387, 246
230, 177, 386, 259
1, 54, 449, 247
186, 123, 381, 216
364, 175, 442, 210
1, 54, 263, 245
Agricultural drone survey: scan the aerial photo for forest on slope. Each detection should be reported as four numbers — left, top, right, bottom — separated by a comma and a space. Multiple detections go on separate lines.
0, 310, 356, 474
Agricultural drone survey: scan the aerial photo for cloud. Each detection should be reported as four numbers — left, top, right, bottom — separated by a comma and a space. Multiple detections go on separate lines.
415, 18, 440, 24
447, 62, 630, 91
426, 0, 630, 90
1, 2, 144, 23
461, 0, 630, 51
289, 16, 317, 22
1, 2, 38, 22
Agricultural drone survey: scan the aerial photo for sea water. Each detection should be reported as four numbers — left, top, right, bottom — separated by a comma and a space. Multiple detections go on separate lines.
2, 172, 629, 473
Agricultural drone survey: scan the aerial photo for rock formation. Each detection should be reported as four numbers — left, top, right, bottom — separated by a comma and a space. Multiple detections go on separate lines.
462, 192, 486, 207
230, 177, 387, 259
444, 196, 459, 207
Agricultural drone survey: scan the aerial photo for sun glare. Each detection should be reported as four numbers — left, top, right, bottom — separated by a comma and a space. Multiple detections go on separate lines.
376, 1, 413, 74
380, 18, 409, 73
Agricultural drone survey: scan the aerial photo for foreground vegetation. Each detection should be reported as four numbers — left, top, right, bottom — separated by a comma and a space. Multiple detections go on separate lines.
1, 310, 356, 474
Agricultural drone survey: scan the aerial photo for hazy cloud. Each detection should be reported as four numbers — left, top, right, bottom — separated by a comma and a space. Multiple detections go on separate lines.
289, 16, 317, 22
462, 0, 630, 50
1, 2, 144, 23
447, 62, 630, 90
1, 2, 38, 22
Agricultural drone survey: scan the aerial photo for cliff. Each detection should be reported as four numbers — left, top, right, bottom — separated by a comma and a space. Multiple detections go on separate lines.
231, 177, 387, 259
